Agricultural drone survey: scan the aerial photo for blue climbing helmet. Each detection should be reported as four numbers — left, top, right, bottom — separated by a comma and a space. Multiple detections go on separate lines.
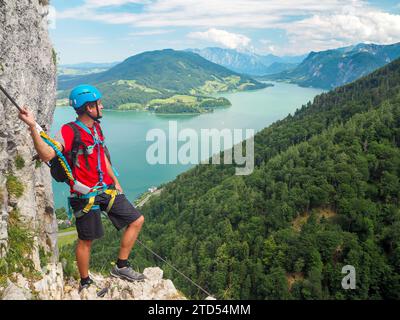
69, 84, 102, 109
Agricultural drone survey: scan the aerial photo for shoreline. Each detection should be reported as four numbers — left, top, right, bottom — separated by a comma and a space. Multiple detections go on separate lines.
55, 84, 271, 112
56, 105, 231, 115
54, 106, 213, 115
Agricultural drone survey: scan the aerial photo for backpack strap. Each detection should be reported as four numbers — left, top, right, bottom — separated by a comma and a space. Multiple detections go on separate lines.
95, 123, 112, 165
66, 122, 90, 171
74, 120, 106, 186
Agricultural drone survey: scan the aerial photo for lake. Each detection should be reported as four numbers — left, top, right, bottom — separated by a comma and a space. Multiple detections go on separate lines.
51, 82, 324, 208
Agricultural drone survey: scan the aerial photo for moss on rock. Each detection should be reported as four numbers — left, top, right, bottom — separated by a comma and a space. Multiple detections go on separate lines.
0, 210, 37, 285
6, 175, 24, 198
15, 155, 25, 170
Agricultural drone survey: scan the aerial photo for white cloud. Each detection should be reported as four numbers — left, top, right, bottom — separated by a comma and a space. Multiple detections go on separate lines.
57, 0, 400, 55
57, 0, 353, 27
188, 28, 251, 49
274, 6, 400, 55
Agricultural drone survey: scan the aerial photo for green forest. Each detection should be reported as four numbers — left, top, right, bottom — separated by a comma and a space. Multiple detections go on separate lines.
61, 58, 400, 300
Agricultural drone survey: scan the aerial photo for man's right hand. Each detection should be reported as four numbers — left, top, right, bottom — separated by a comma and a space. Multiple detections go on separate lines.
18, 106, 57, 163
18, 106, 36, 128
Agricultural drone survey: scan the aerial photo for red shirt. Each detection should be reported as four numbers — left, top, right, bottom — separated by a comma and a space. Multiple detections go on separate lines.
57, 122, 114, 192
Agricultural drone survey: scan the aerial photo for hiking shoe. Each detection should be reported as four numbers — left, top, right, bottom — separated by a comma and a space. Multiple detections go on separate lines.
78, 278, 94, 293
110, 265, 146, 282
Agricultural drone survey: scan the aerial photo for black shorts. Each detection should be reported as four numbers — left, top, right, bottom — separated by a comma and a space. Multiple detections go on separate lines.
69, 192, 143, 241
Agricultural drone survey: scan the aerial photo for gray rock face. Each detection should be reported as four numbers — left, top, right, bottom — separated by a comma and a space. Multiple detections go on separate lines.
2, 280, 32, 300
0, 0, 57, 261
63, 267, 187, 300
1, 265, 186, 300
33, 262, 64, 300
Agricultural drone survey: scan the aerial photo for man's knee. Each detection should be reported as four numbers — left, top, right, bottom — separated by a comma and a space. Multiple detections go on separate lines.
78, 239, 92, 248
130, 215, 144, 228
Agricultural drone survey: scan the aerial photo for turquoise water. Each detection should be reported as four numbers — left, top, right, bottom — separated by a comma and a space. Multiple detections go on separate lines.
51, 82, 323, 208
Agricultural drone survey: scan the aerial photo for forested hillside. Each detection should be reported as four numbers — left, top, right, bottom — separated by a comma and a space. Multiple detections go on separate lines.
87, 59, 400, 299
57, 49, 267, 113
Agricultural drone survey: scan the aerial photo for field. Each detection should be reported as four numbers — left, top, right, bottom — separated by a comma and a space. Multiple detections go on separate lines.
57, 227, 77, 248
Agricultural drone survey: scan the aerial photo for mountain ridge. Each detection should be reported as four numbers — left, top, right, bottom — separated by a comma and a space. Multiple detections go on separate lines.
57, 49, 268, 113
187, 47, 305, 76
262, 42, 400, 89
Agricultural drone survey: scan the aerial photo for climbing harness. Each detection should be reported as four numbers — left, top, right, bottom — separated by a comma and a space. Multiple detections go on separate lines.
73, 119, 106, 187
69, 187, 119, 219
62, 119, 119, 219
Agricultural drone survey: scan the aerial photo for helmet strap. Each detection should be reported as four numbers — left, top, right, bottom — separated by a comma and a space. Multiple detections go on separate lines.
85, 100, 102, 122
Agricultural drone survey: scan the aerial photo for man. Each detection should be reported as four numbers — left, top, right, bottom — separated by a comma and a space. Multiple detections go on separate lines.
19, 84, 146, 292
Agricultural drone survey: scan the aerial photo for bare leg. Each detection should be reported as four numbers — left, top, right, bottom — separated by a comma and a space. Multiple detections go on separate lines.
118, 215, 144, 260
76, 239, 92, 278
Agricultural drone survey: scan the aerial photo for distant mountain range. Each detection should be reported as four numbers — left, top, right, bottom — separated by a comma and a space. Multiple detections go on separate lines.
57, 49, 268, 113
58, 62, 120, 76
186, 47, 305, 76
59, 42, 400, 92
261, 42, 400, 89
61, 62, 120, 69
262, 62, 299, 75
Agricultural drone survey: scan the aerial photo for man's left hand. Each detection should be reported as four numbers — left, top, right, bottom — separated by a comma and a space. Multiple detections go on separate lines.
115, 183, 123, 194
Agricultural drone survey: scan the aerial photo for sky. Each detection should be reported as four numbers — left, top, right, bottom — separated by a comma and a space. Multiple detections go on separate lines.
48, 0, 400, 64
